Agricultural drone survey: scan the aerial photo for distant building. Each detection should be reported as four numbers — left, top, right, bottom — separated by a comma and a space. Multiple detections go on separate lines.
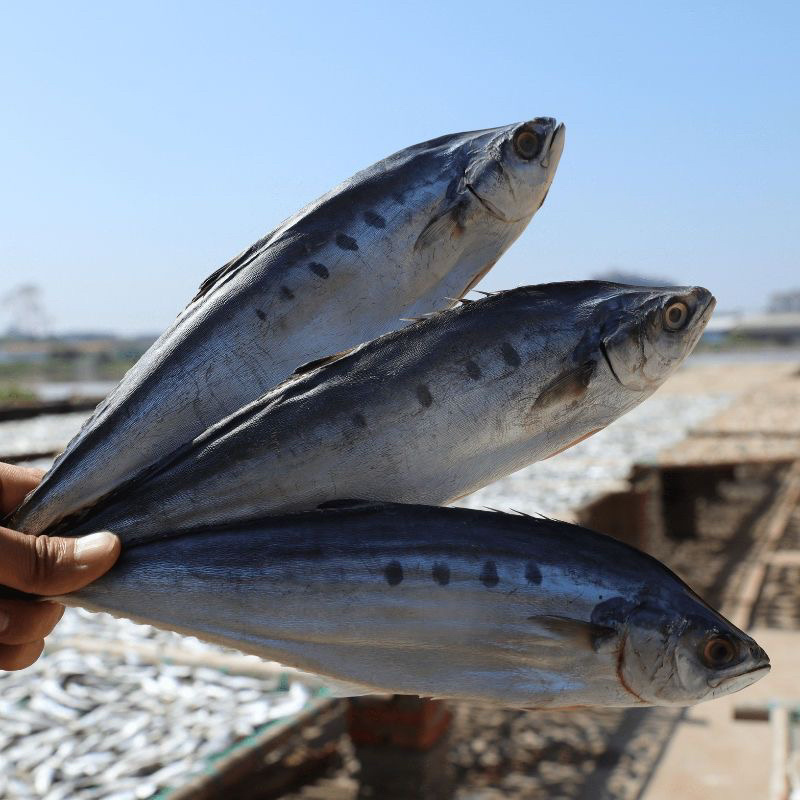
734, 313, 800, 344
768, 289, 800, 313
700, 311, 800, 345
593, 270, 677, 287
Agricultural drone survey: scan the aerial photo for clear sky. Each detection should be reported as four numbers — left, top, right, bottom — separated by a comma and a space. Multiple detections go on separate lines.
2, 1, 798, 334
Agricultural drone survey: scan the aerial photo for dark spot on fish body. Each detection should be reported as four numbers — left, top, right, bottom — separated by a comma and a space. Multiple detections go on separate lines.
525, 561, 542, 585
432, 562, 450, 586
280, 286, 295, 301
363, 211, 386, 229
255, 309, 267, 321
465, 360, 482, 380
480, 560, 499, 588
392, 191, 406, 205
501, 342, 521, 368
352, 413, 367, 428
416, 385, 433, 407
384, 560, 403, 586
590, 595, 632, 653
591, 596, 631, 628
309, 262, 329, 279
336, 233, 359, 251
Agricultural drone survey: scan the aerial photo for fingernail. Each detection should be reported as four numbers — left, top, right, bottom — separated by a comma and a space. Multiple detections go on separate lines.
74, 532, 117, 565
0, 610, 9, 633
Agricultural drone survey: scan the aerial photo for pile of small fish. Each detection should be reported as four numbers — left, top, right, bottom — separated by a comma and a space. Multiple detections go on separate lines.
0, 635, 309, 800
6, 116, 769, 708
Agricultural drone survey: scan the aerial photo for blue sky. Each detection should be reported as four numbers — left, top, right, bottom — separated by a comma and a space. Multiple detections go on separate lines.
2, 1, 798, 333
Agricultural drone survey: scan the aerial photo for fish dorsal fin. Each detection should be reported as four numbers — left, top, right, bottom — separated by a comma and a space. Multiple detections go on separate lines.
192, 261, 236, 303
191, 222, 322, 304
414, 201, 466, 251
191, 233, 275, 303
533, 360, 598, 410
527, 615, 617, 652
292, 348, 354, 377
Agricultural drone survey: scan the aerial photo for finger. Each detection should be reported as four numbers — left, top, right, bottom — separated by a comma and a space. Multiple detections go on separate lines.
0, 528, 121, 596
0, 639, 45, 671
0, 599, 64, 646
0, 462, 45, 515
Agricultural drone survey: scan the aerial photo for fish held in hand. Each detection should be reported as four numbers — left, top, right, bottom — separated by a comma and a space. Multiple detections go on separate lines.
64, 504, 769, 708
10, 118, 565, 536
59, 281, 715, 542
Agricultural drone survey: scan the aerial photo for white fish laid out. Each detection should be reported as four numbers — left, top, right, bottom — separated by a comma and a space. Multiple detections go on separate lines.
64, 503, 770, 708
10, 118, 565, 535
58, 281, 715, 543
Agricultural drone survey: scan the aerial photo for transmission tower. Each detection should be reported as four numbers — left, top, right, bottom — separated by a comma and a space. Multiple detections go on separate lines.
0, 284, 52, 337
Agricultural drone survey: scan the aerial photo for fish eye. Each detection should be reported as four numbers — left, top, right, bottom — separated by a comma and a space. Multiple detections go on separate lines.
513, 129, 542, 160
700, 635, 737, 669
664, 301, 689, 331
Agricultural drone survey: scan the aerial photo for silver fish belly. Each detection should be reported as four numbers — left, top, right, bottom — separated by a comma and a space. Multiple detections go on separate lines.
65, 503, 769, 708
10, 119, 566, 535
58, 281, 714, 543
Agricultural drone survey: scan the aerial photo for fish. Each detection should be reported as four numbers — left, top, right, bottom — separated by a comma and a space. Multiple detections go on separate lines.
61, 503, 770, 708
9, 118, 566, 535
53, 281, 715, 543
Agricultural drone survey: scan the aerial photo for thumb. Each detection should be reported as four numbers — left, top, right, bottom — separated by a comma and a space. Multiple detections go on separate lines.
0, 527, 121, 596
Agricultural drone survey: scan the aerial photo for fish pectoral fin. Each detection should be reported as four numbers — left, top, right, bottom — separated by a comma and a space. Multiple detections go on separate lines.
414, 202, 465, 251
527, 615, 617, 652
533, 360, 598, 410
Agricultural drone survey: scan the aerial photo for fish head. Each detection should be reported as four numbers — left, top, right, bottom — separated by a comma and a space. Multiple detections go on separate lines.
464, 117, 565, 222
611, 593, 770, 706
599, 285, 716, 393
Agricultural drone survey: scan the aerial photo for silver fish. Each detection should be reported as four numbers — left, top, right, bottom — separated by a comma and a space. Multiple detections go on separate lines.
57, 281, 715, 542
65, 503, 770, 708
10, 118, 566, 535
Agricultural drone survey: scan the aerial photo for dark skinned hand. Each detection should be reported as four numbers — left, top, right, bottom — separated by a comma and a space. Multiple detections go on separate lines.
0, 462, 120, 670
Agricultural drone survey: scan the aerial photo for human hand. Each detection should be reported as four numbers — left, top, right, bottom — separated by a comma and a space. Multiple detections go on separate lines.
0, 462, 120, 670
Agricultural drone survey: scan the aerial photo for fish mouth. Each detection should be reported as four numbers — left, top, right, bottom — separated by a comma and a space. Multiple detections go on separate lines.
540, 123, 566, 170
682, 294, 717, 352
708, 662, 771, 691
698, 295, 717, 326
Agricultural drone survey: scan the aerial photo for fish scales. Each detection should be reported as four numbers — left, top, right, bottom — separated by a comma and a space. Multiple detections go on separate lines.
66, 503, 770, 708
10, 118, 565, 535
59, 281, 715, 542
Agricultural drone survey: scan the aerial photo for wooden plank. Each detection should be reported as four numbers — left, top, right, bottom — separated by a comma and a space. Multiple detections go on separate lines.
766, 550, 800, 567
770, 706, 790, 800
166, 695, 344, 800
725, 461, 800, 629
658, 436, 800, 468
0, 398, 101, 421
